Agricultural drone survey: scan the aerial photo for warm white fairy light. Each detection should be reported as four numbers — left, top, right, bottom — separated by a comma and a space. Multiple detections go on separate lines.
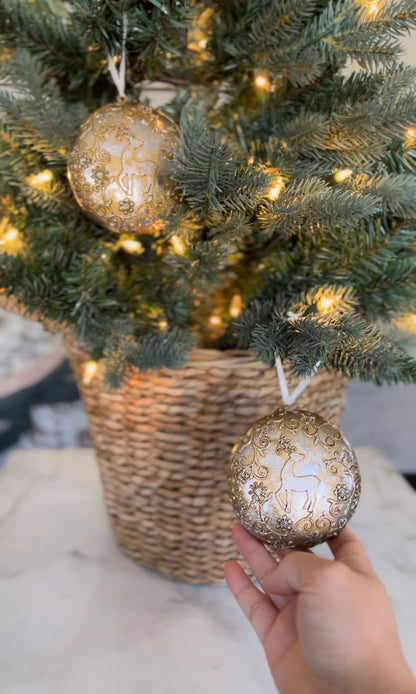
83, 360, 99, 385
254, 73, 269, 89
3, 228, 19, 242
28, 169, 53, 186
395, 312, 416, 333
120, 239, 143, 254
406, 128, 416, 138
266, 169, 284, 201
229, 294, 242, 318
209, 314, 222, 326
171, 235, 186, 255
268, 178, 283, 200
334, 168, 353, 182
159, 319, 168, 330
254, 72, 274, 92
0, 227, 23, 255
369, 3, 378, 13
317, 293, 341, 313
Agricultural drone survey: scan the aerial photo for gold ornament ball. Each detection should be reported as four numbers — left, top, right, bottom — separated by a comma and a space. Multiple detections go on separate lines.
67, 100, 179, 234
229, 407, 361, 549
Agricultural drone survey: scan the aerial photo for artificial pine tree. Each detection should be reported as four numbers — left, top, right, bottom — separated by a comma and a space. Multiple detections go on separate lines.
2, 0, 416, 580
1, 0, 416, 388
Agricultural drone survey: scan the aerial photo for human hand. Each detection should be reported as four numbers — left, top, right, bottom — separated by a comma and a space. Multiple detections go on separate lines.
224, 523, 416, 694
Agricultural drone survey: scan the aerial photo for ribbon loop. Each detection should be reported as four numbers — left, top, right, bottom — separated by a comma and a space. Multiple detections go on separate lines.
107, 12, 128, 98
275, 355, 321, 406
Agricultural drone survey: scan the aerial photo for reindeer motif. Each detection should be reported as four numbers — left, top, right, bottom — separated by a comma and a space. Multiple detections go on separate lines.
275, 449, 321, 514
118, 143, 158, 197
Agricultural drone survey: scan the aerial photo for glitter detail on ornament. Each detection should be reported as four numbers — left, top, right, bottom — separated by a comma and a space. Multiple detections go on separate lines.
229, 407, 361, 549
67, 101, 179, 234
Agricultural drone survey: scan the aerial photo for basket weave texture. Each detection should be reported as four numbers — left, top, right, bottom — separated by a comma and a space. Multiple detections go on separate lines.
66, 340, 348, 584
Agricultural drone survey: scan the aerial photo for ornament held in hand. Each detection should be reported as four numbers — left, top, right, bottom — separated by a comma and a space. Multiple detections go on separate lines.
67, 100, 179, 234
229, 407, 361, 549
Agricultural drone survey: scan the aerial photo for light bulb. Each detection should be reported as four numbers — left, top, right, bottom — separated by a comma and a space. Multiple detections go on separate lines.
229, 295, 242, 318
407, 128, 416, 138
0, 227, 23, 255
83, 361, 98, 384
120, 239, 143, 254
254, 73, 271, 90
395, 312, 416, 333
268, 179, 283, 200
171, 235, 186, 255
209, 315, 222, 326
334, 168, 353, 182
28, 170, 53, 186
3, 228, 19, 242
317, 294, 340, 313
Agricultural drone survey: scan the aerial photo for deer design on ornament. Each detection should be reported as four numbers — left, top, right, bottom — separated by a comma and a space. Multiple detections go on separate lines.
118, 143, 158, 197
275, 449, 321, 514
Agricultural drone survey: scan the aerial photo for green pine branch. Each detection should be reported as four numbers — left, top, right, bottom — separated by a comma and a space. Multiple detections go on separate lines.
233, 295, 416, 384
258, 177, 381, 237
1, 0, 416, 385
101, 324, 195, 388
174, 116, 273, 216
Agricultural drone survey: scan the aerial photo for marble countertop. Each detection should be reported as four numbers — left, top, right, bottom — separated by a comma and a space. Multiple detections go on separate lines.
0, 447, 415, 694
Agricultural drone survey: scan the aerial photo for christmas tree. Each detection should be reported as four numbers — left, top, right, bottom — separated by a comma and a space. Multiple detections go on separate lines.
1, 0, 416, 389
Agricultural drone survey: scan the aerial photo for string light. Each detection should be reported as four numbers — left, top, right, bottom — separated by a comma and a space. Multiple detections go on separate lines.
0, 227, 23, 255
3, 228, 19, 242
209, 315, 222, 326
28, 169, 53, 187
254, 72, 273, 91
229, 294, 242, 318
369, 3, 378, 13
406, 128, 416, 138
265, 168, 284, 200
268, 178, 283, 200
120, 239, 144, 254
317, 293, 340, 313
171, 235, 186, 255
334, 168, 353, 182
394, 312, 416, 333
158, 319, 168, 330
83, 360, 99, 385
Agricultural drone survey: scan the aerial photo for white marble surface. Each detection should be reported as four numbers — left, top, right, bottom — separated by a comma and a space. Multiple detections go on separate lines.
0, 447, 415, 694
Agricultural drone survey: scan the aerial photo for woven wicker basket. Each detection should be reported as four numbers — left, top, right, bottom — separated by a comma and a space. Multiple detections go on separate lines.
65, 338, 348, 584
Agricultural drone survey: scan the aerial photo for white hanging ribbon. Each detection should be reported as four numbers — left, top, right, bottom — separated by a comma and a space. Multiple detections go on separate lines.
275, 355, 321, 406
107, 12, 128, 99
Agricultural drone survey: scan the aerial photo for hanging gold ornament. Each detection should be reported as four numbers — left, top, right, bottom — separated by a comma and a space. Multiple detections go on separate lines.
229, 407, 361, 549
67, 100, 179, 235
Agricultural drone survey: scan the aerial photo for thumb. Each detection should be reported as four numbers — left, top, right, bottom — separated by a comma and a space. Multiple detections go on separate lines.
266, 551, 330, 597
263, 529, 371, 597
